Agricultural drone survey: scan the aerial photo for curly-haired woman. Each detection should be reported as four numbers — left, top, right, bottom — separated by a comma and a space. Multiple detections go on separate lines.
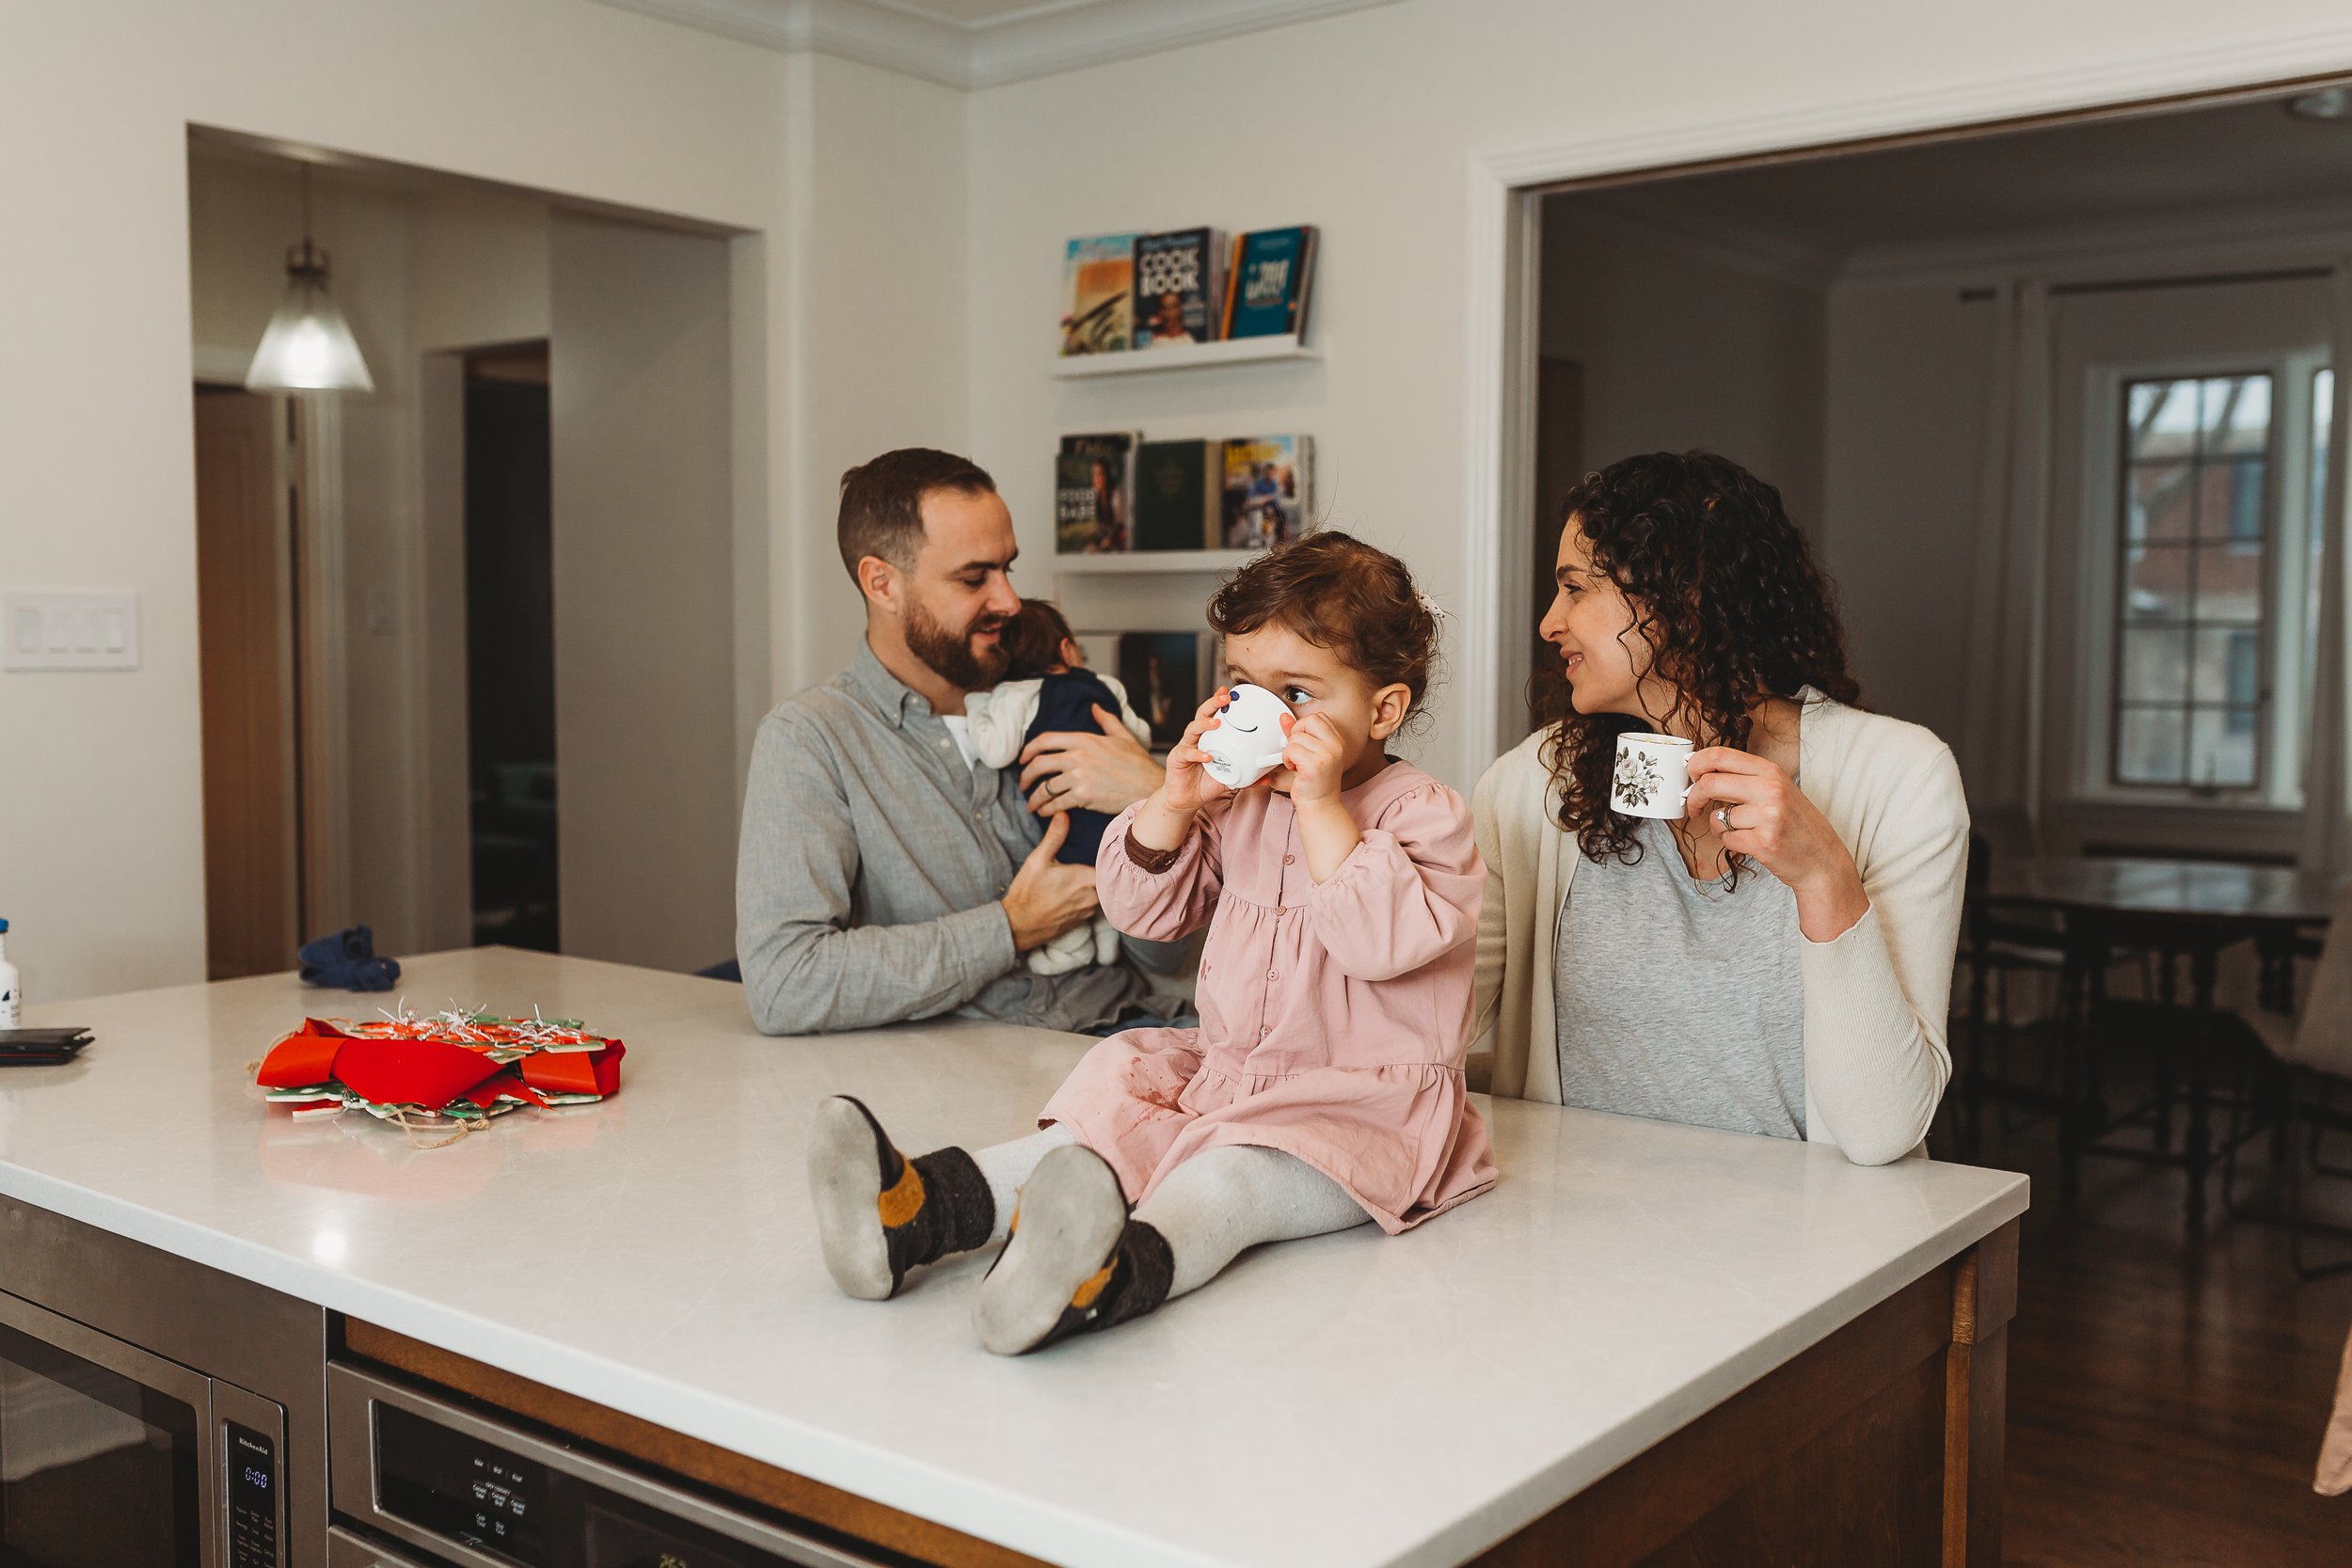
1470, 451, 1968, 1164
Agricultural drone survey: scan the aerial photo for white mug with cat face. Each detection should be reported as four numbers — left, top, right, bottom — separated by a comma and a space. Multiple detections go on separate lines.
1612, 732, 1694, 819
1199, 683, 1295, 790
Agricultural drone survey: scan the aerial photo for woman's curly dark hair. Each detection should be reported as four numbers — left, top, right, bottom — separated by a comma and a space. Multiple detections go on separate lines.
1534, 451, 1859, 877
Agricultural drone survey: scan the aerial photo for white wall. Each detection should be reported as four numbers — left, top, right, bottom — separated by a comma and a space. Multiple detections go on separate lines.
965, 0, 2352, 793
1821, 277, 1998, 746
783, 53, 974, 678
1539, 198, 1829, 535
0, 2, 984, 1000
550, 214, 741, 972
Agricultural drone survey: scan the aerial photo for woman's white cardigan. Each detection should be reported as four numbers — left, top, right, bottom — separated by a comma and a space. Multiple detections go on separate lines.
1469, 695, 1969, 1165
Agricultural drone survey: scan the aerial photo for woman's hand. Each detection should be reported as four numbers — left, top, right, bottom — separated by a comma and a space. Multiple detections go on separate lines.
1684, 747, 1870, 942
1129, 689, 1241, 852
1018, 705, 1162, 818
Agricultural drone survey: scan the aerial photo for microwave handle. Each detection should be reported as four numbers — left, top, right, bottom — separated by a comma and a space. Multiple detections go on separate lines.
326, 1525, 437, 1568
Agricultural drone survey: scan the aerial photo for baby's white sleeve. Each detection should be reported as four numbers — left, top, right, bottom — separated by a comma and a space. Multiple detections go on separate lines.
964, 683, 1041, 768
1097, 674, 1158, 750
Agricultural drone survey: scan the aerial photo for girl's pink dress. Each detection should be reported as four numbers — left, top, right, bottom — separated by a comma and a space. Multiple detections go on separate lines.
1040, 760, 1496, 1233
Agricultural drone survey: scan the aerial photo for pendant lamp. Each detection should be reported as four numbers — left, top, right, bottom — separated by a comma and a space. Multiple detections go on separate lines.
245, 165, 373, 393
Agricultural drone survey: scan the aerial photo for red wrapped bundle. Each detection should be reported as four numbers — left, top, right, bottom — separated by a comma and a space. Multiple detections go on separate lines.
255, 1007, 625, 1133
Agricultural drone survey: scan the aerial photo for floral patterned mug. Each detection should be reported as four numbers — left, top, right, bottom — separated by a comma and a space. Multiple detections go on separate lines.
1612, 732, 1693, 819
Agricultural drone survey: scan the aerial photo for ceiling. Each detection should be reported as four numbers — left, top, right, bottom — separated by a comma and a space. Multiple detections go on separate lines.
1574, 92, 2352, 267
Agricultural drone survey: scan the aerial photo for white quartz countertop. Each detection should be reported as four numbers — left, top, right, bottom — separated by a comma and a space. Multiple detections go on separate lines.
11, 949, 2026, 1568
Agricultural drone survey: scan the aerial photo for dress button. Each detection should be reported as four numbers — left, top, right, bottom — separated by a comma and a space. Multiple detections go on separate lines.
1266, 970, 1277, 981
1283, 853, 1295, 864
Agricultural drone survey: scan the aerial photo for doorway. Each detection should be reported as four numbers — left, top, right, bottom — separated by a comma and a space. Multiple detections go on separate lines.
461, 343, 557, 951
192, 385, 301, 980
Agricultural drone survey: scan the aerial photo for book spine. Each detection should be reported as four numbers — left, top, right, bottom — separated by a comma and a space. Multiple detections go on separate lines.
1204, 442, 1224, 548
1220, 232, 1243, 341
1293, 227, 1317, 339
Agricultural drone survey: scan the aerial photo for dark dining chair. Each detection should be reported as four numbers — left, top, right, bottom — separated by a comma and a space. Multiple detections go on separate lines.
2225, 879, 2352, 1279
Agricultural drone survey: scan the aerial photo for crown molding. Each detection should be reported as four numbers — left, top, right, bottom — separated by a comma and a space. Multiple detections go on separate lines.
1837, 192, 2352, 286
590, 0, 1405, 89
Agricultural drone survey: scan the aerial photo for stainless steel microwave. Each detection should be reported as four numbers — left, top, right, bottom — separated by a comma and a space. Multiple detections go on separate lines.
0, 1193, 326, 1568
0, 1287, 287, 1567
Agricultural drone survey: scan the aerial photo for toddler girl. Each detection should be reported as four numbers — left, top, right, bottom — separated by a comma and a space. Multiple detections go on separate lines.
963, 598, 1155, 975
807, 531, 1494, 1354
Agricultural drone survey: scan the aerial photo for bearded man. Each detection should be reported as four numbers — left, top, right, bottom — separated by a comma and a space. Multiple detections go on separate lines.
736, 448, 1180, 1035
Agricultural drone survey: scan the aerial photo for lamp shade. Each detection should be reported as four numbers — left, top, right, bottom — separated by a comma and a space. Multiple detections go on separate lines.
245, 241, 373, 393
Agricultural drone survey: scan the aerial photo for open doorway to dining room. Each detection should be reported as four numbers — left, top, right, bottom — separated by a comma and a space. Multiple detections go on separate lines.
1479, 68, 2352, 1568
186, 130, 760, 980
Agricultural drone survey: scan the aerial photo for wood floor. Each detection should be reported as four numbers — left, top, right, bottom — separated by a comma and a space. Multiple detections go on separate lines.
1943, 1092, 2352, 1565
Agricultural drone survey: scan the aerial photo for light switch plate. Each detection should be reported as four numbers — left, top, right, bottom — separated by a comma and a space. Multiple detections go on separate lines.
2, 593, 139, 671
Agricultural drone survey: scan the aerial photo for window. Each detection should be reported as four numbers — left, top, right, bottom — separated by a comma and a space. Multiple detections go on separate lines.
2111, 373, 2272, 789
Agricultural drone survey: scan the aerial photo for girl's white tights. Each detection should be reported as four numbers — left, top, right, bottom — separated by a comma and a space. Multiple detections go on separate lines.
972, 1129, 1369, 1297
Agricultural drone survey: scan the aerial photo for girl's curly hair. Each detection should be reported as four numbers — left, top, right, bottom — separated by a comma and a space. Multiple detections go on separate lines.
1209, 531, 1440, 723
1534, 451, 1859, 877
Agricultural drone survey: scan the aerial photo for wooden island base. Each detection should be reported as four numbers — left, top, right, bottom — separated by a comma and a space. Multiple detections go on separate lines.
343, 1216, 2017, 1568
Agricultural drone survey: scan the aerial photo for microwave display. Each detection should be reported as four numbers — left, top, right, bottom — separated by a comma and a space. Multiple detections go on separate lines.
375, 1402, 548, 1564
225, 1422, 279, 1568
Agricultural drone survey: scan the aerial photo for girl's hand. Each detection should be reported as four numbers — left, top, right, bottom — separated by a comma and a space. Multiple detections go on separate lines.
1158, 687, 1242, 816
1683, 748, 1870, 942
1280, 711, 1346, 804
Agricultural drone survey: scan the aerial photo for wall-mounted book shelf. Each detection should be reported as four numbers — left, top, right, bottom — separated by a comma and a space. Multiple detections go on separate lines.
1052, 335, 1317, 379
1053, 549, 1263, 576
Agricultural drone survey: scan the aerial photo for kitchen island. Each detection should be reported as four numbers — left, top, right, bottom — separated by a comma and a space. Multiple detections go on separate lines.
6, 948, 2025, 1568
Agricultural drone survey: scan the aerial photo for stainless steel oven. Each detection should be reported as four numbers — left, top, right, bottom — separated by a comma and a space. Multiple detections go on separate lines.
326, 1364, 889, 1568
0, 1194, 326, 1567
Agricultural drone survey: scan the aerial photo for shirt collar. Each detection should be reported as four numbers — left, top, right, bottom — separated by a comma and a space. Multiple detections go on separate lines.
848, 641, 937, 728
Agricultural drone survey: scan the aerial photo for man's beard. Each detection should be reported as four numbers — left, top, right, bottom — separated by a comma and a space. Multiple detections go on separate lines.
905, 597, 1009, 690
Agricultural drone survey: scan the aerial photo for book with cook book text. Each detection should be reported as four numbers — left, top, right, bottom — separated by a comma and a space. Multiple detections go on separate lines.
1055, 433, 1137, 553
1222, 227, 1317, 341
1059, 234, 1141, 356
1133, 229, 1229, 348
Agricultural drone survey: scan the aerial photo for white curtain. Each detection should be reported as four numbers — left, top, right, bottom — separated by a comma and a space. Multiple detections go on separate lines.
1958, 278, 2054, 849
2297, 261, 2352, 873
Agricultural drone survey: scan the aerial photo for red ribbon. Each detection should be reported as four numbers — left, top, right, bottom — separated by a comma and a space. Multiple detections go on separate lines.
256, 1017, 625, 1115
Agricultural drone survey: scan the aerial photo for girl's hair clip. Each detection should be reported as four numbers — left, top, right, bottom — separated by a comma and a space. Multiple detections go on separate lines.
1417, 590, 1447, 620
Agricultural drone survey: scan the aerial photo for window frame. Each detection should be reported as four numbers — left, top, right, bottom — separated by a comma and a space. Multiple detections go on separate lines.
2073, 347, 2327, 811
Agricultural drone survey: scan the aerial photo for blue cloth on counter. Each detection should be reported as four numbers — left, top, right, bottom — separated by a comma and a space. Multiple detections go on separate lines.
298, 927, 401, 991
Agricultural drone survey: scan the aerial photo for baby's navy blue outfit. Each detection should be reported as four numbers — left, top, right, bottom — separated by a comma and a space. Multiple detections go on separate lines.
1030, 670, 1126, 863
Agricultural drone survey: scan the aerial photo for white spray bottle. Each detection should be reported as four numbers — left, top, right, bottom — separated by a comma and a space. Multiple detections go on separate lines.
0, 920, 18, 1028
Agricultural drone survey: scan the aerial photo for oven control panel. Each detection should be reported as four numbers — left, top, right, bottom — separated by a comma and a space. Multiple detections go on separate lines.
226, 1420, 281, 1567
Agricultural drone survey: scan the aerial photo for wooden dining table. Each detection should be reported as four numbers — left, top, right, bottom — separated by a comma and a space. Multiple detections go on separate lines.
1979, 854, 2343, 1221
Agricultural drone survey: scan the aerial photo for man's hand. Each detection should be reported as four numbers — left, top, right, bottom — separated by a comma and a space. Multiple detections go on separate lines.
1019, 705, 1162, 817
1001, 813, 1101, 952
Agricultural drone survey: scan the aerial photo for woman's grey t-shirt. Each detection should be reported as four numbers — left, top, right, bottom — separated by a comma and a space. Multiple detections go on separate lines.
1553, 817, 1806, 1139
